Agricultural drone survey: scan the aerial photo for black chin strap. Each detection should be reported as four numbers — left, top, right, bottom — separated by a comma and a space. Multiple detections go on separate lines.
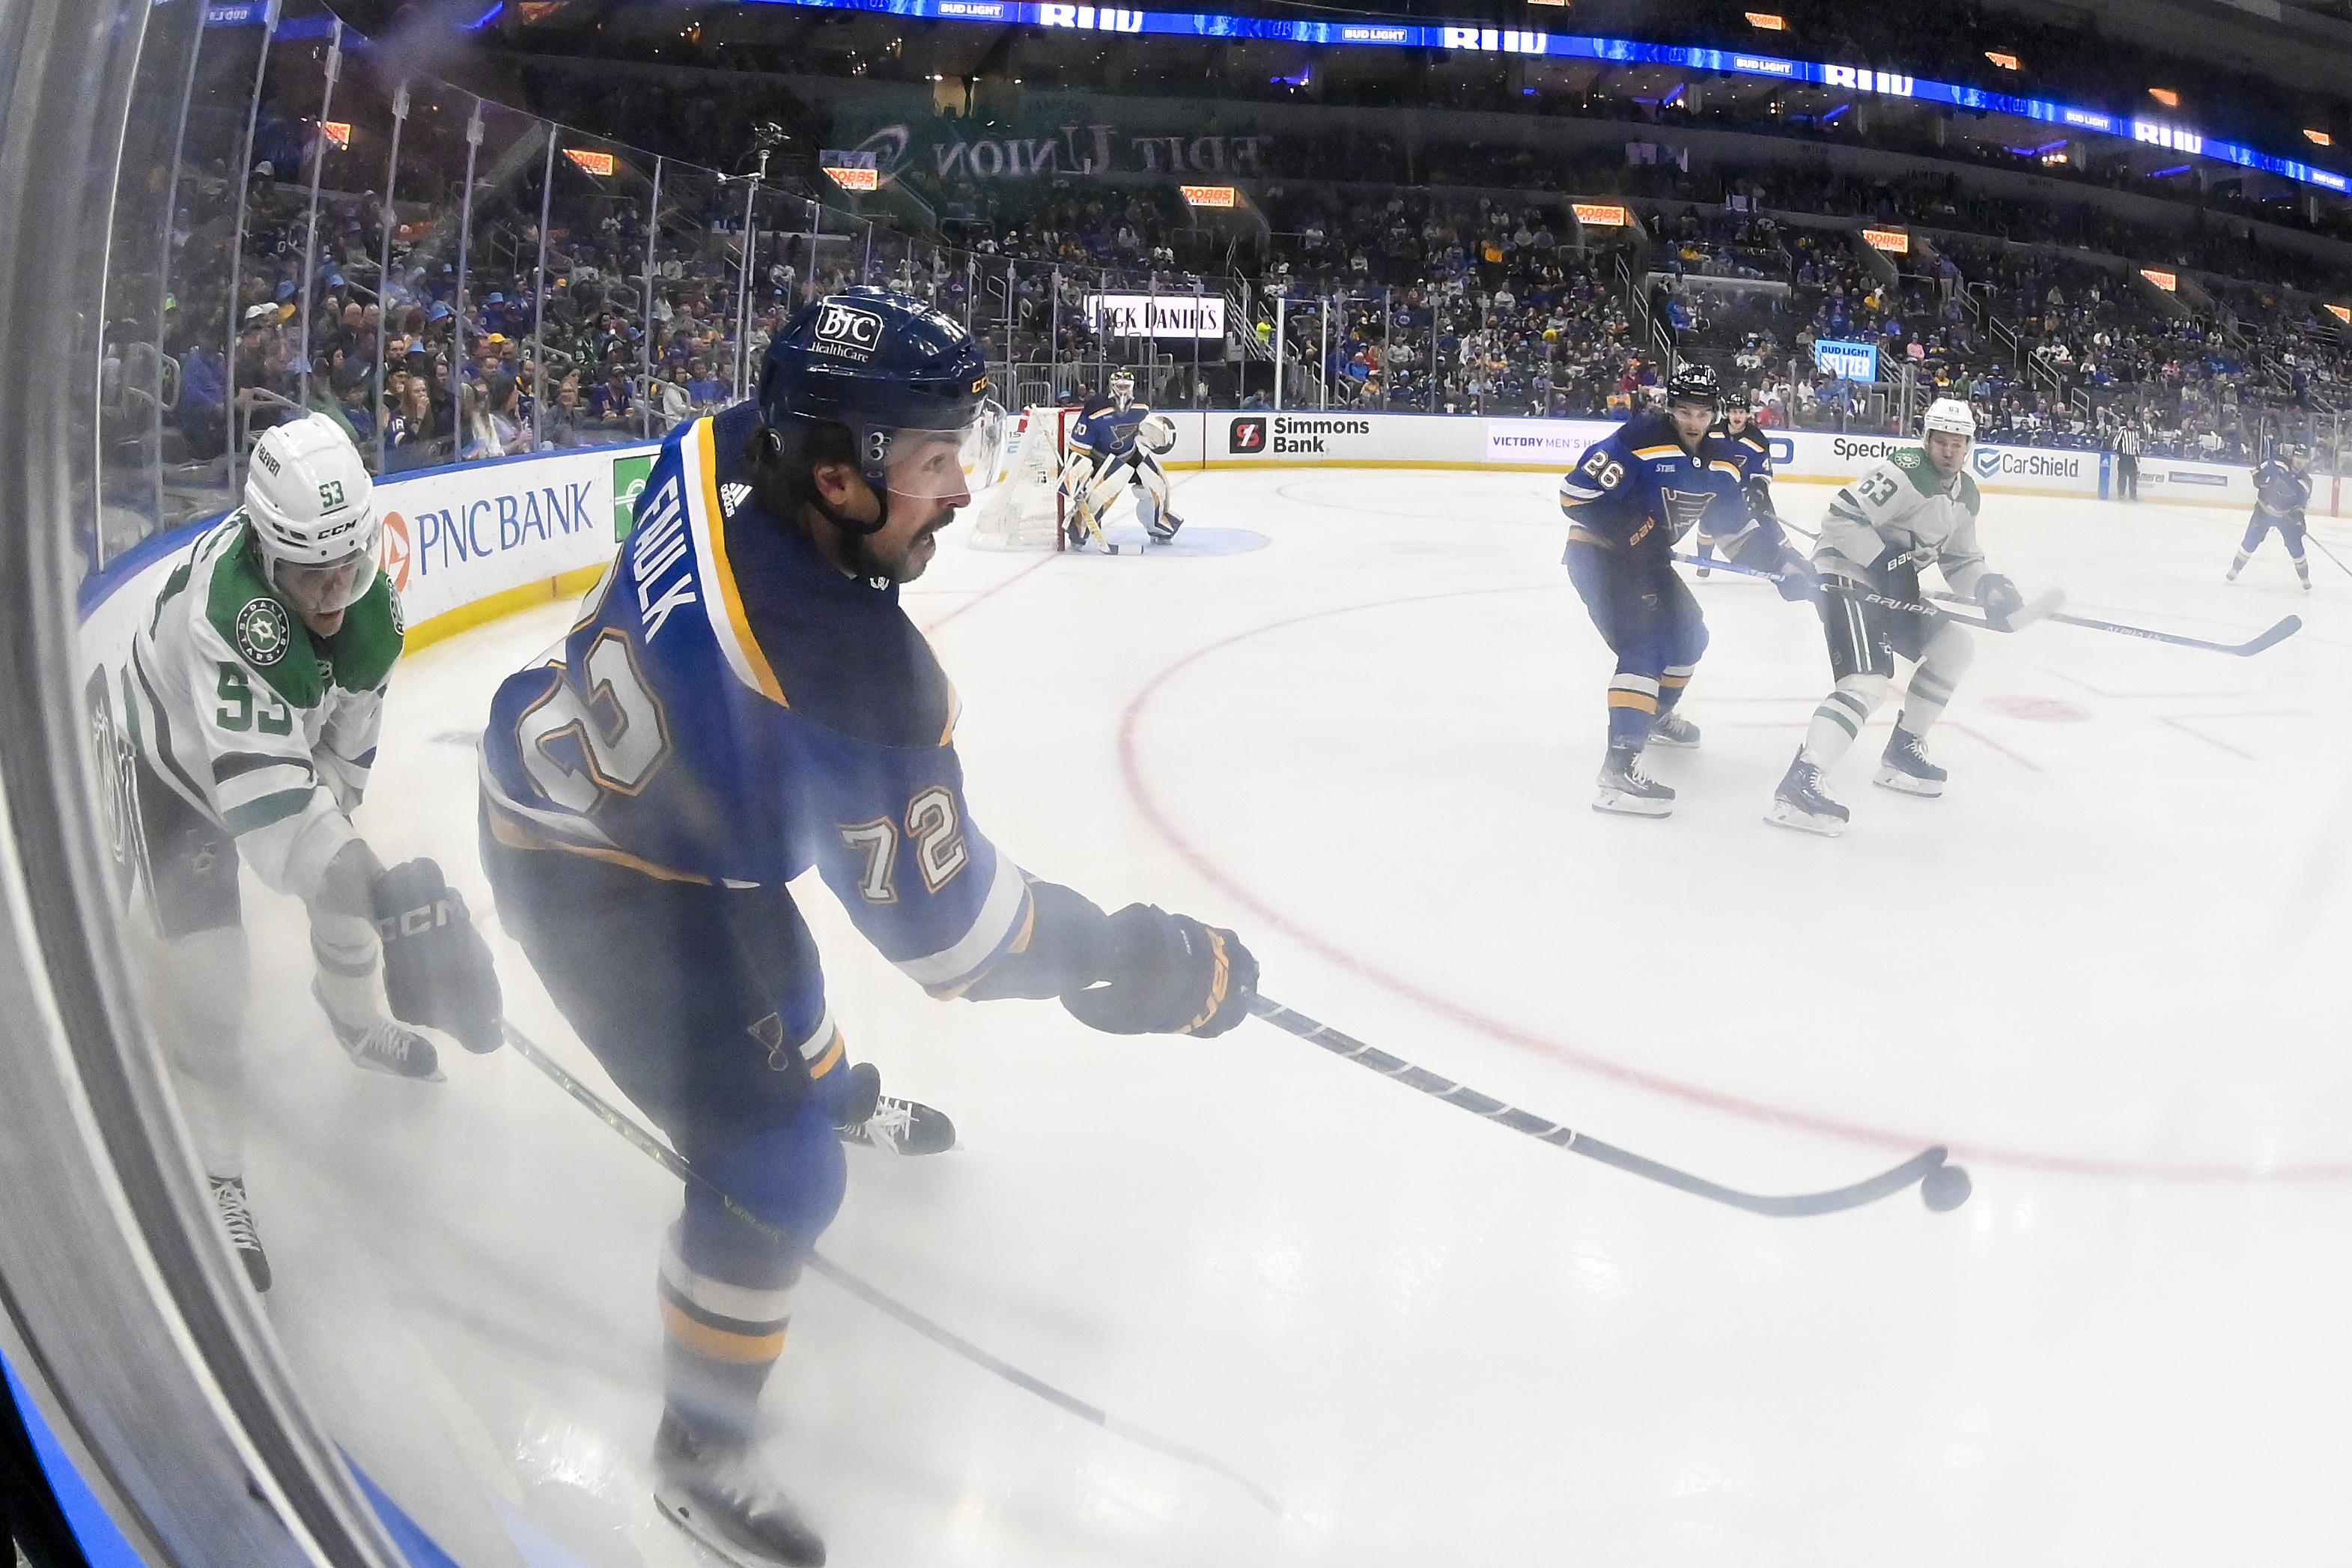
810, 480, 893, 583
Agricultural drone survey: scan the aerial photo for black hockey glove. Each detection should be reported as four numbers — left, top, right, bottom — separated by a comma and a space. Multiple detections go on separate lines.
1061, 904, 1259, 1039
372, 858, 503, 1054
1975, 573, 2026, 630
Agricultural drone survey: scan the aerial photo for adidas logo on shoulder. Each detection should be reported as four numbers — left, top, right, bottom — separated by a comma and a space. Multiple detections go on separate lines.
720, 482, 752, 517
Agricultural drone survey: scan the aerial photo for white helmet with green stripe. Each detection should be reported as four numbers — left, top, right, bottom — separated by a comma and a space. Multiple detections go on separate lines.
245, 413, 380, 617
1921, 398, 1978, 440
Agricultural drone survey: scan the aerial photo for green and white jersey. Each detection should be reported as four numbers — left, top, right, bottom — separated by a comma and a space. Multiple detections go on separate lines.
125, 514, 404, 903
1814, 446, 1992, 601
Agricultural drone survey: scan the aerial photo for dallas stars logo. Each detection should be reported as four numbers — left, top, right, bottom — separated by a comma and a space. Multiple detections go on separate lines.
234, 597, 291, 667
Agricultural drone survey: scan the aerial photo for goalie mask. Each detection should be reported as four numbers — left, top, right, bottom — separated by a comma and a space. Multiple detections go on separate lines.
1109, 371, 1136, 410
245, 413, 381, 618
758, 289, 1000, 535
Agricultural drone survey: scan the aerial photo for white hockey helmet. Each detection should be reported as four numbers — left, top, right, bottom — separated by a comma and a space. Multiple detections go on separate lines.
1922, 398, 1978, 441
245, 413, 380, 617
1108, 369, 1135, 407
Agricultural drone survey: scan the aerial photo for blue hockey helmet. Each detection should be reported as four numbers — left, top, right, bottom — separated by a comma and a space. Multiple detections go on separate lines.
758, 288, 998, 503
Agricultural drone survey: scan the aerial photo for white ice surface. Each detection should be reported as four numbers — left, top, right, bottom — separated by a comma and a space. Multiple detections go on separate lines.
212, 468, 2352, 1567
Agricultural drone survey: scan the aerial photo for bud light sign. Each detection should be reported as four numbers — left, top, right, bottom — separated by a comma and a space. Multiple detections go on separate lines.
1813, 338, 1880, 382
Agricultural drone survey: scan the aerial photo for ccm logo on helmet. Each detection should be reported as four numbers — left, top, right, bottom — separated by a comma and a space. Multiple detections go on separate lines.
814, 303, 884, 360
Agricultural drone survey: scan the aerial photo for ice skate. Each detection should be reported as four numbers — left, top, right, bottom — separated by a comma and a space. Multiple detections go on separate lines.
1593, 745, 1674, 817
1874, 726, 1948, 797
210, 1175, 270, 1293
312, 979, 444, 1081
1766, 750, 1850, 836
654, 1412, 825, 1568
1146, 511, 1183, 545
833, 1061, 956, 1156
1649, 710, 1701, 749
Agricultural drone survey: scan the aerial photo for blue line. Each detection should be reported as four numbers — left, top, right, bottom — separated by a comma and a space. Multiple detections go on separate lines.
343, 1449, 472, 1568
2, 1349, 150, 1568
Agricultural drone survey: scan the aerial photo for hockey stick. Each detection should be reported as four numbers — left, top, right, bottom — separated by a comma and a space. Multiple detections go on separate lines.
1249, 997, 1966, 1217
498, 1021, 1283, 1515
2301, 527, 2352, 583
1921, 591, 2303, 656
1670, 553, 2061, 630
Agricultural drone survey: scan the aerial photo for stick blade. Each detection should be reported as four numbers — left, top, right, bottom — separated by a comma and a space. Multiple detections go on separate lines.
2008, 587, 2066, 629
2237, 615, 2303, 656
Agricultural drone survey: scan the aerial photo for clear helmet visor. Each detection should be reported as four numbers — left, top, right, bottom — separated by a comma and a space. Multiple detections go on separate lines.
870, 407, 1002, 502
270, 542, 378, 618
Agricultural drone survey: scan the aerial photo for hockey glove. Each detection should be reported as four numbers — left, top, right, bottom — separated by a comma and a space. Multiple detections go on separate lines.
1770, 546, 1820, 602
372, 858, 503, 1054
1061, 904, 1259, 1039
1975, 573, 2026, 630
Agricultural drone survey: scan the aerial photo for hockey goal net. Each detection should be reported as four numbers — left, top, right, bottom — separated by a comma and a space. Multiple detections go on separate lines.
970, 404, 1077, 550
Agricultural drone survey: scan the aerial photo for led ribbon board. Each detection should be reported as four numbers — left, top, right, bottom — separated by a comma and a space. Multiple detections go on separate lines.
704, 0, 2352, 198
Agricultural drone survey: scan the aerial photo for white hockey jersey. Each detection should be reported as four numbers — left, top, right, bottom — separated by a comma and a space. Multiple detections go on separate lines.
1814, 446, 1992, 600
123, 514, 403, 903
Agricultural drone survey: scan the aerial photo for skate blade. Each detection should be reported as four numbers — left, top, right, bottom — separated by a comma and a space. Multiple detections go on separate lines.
1592, 791, 1674, 818
657, 1487, 825, 1568
341, 1046, 446, 1084
1873, 768, 1944, 797
1647, 732, 1699, 750
1765, 800, 1847, 836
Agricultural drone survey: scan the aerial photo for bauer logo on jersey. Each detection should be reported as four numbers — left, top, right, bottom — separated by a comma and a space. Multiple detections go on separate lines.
1228, 416, 1267, 454
234, 596, 292, 666
813, 303, 884, 361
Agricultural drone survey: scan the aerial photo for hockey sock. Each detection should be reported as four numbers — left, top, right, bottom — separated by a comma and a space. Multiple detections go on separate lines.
1895, 667, 1956, 734
158, 926, 250, 1180
662, 1103, 848, 1444
1658, 663, 1695, 714
2294, 553, 2312, 584
1802, 674, 1890, 770
1606, 673, 1661, 748
659, 1221, 792, 1447
1895, 626, 1972, 735
308, 908, 384, 1030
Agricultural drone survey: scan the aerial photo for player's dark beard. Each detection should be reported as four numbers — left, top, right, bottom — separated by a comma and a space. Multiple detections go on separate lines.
854, 506, 953, 584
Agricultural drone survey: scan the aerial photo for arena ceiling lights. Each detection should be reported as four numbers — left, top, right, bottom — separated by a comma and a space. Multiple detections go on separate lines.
696, 0, 2352, 200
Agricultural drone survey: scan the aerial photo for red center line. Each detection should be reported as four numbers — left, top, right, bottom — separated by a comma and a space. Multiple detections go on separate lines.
1119, 590, 2352, 1185
924, 552, 1059, 633
1941, 721, 2042, 771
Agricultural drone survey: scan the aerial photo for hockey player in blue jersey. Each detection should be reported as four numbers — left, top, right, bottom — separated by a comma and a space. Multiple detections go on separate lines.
1692, 394, 1777, 579
2228, 444, 2314, 589
1560, 365, 1814, 815
478, 291, 1256, 1567
1065, 369, 1182, 547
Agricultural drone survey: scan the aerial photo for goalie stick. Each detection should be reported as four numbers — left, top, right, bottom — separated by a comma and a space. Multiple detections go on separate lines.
1251, 997, 1963, 1218
1921, 591, 2302, 656
498, 1021, 1282, 1515
1671, 553, 2064, 630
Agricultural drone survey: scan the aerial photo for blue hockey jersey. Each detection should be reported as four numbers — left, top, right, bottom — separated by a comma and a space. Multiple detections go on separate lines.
480, 402, 1033, 999
1714, 421, 1775, 505
2253, 460, 2311, 518
1558, 412, 1779, 564
1070, 396, 1151, 458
